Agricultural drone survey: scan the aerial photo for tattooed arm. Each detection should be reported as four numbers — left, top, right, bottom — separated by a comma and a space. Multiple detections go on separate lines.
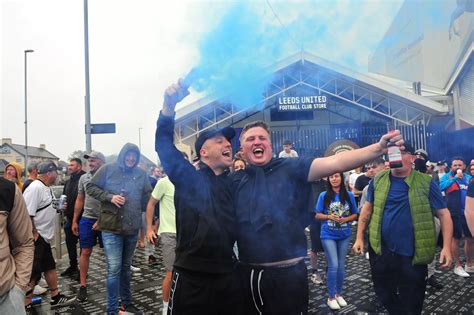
352, 201, 373, 254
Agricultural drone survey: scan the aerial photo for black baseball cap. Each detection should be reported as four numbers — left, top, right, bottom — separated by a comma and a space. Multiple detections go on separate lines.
37, 161, 58, 174
401, 142, 415, 155
195, 127, 235, 158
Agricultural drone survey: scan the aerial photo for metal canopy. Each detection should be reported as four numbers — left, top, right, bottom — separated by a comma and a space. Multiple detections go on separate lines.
174, 52, 448, 142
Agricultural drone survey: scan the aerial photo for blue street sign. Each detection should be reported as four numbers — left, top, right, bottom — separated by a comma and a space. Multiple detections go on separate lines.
88, 123, 116, 134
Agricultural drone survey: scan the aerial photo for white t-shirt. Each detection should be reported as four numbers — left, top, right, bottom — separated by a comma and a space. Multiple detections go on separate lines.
23, 180, 57, 243
349, 172, 363, 190
279, 150, 298, 158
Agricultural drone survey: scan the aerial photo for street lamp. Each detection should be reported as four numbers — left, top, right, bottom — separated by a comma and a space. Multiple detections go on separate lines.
24, 49, 34, 172
138, 127, 143, 152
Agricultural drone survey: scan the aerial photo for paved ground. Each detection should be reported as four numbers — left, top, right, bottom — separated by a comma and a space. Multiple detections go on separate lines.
32, 229, 474, 314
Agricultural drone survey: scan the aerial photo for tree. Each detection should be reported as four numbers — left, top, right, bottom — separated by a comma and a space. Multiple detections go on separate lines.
68, 150, 87, 162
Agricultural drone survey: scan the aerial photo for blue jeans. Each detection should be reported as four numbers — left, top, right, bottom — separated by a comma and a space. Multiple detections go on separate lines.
102, 232, 138, 314
321, 237, 350, 298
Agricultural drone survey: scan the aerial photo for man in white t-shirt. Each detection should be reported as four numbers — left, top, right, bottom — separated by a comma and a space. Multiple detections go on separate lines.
348, 167, 363, 192
278, 140, 298, 158
23, 161, 76, 310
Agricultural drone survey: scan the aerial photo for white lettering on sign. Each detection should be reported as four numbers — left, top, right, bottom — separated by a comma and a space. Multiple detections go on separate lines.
277, 95, 327, 112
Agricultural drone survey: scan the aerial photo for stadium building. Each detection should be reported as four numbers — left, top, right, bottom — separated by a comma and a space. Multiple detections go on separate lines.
173, 0, 473, 161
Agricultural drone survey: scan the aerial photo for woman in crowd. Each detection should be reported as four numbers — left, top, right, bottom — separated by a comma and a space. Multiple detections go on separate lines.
315, 172, 358, 310
232, 157, 246, 172
3, 162, 24, 190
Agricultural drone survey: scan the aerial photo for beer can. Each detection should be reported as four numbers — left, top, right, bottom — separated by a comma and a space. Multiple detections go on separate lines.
59, 195, 67, 210
32, 296, 42, 305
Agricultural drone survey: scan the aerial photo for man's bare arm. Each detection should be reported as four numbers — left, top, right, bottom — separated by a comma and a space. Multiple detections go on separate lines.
145, 196, 159, 244
71, 192, 85, 235
465, 195, 474, 235
435, 207, 453, 268
352, 201, 373, 254
308, 131, 403, 181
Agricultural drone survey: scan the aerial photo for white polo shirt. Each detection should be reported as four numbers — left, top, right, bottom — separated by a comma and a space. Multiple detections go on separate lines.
23, 179, 57, 243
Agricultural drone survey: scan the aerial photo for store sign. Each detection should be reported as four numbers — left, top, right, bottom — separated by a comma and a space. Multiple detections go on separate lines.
277, 95, 327, 112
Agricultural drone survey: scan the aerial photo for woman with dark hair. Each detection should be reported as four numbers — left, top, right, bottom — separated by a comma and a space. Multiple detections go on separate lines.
315, 172, 358, 310
232, 158, 246, 172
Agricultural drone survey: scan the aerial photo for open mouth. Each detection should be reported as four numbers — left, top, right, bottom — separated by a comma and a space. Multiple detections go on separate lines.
253, 148, 264, 158
222, 150, 231, 157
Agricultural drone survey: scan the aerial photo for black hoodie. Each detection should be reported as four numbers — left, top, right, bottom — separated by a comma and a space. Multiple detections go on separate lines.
63, 169, 86, 220
155, 113, 237, 273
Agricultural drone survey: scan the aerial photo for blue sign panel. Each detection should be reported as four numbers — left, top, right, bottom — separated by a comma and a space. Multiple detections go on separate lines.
88, 123, 116, 134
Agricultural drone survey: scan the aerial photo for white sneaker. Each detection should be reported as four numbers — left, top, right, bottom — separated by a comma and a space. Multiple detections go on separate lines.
130, 265, 141, 272
454, 266, 470, 277
310, 273, 323, 285
33, 284, 48, 295
327, 298, 341, 310
335, 295, 348, 307
465, 265, 474, 273
38, 278, 48, 288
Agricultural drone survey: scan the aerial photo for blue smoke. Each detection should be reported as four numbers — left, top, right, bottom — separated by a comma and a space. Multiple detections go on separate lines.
187, 0, 404, 109
188, 2, 279, 108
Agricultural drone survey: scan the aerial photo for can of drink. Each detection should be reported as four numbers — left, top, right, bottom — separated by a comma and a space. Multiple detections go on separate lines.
32, 296, 42, 305
59, 195, 67, 210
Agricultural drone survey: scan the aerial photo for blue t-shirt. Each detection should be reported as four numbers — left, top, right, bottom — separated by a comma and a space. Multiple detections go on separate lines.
315, 191, 358, 240
367, 175, 446, 257
440, 172, 471, 213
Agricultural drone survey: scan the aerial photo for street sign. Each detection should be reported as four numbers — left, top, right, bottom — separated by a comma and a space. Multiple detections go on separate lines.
88, 123, 116, 134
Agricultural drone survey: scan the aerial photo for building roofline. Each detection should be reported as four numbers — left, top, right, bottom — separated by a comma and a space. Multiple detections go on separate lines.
176, 50, 448, 120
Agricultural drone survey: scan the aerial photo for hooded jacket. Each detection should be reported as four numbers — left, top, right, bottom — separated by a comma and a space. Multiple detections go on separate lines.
4, 162, 24, 190
0, 178, 34, 295
86, 143, 152, 235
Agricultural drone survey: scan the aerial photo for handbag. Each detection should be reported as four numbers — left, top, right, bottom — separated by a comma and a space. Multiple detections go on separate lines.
97, 202, 123, 233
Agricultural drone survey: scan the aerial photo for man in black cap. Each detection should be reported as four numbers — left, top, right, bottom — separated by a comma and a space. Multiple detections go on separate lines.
154, 80, 242, 314
23, 161, 77, 310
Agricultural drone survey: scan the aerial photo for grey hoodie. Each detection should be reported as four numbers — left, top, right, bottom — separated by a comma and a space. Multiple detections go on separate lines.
86, 143, 152, 235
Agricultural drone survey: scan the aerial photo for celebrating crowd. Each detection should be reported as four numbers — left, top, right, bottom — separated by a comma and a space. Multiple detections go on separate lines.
1, 79, 473, 315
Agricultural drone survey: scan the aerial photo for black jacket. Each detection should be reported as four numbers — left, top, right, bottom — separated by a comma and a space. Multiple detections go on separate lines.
155, 112, 237, 273
63, 170, 86, 220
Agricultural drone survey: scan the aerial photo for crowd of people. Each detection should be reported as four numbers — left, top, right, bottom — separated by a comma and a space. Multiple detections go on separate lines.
0, 79, 473, 315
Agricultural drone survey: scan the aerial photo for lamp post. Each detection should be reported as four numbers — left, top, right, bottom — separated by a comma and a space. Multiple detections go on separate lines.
138, 127, 143, 152
24, 49, 34, 171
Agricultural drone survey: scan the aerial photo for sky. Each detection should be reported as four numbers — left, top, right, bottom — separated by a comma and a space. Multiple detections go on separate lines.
1, 0, 406, 163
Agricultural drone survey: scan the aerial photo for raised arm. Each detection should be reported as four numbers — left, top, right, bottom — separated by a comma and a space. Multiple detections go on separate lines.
156, 80, 199, 187
308, 131, 403, 182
